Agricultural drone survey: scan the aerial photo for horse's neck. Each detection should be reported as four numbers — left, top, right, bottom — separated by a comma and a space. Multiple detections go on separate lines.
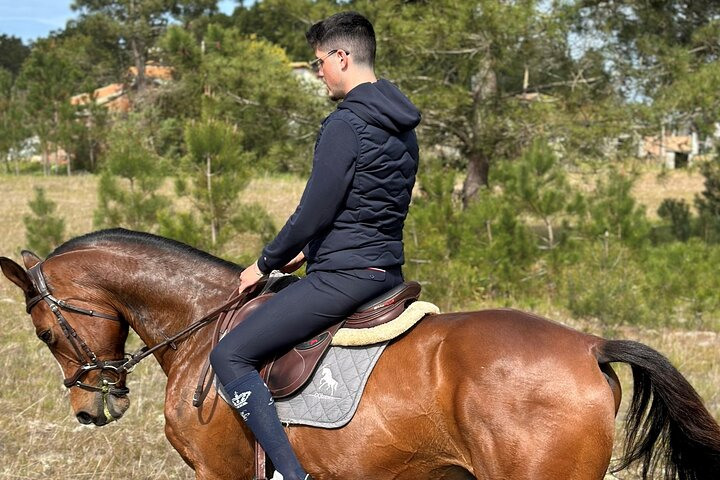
102, 255, 238, 372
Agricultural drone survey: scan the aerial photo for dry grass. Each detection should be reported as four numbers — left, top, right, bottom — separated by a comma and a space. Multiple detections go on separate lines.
0, 171, 718, 480
0, 173, 306, 480
568, 164, 705, 220
0, 174, 195, 479
633, 167, 705, 219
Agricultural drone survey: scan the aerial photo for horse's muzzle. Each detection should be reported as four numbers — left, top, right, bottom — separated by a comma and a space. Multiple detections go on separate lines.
76, 390, 130, 426
76, 410, 102, 425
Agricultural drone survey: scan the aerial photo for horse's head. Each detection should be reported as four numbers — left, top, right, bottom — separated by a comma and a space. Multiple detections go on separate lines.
1, 251, 131, 426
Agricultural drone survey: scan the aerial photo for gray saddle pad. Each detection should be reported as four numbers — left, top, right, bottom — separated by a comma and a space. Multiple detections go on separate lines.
218, 342, 388, 428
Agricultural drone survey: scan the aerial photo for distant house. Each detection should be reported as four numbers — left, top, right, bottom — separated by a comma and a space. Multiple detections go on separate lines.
128, 64, 174, 82
290, 61, 325, 96
640, 133, 699, 169
70, 63, 174, 114
71, 83, 129, 113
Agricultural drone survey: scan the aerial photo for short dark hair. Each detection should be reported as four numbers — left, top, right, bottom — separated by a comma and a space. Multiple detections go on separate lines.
306, 11, 376, 67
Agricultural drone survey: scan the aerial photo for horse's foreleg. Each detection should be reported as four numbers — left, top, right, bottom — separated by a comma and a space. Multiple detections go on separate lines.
163, 381, 254, 480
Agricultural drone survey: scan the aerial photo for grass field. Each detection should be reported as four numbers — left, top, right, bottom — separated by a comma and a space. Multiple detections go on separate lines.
0, 170, 718, 479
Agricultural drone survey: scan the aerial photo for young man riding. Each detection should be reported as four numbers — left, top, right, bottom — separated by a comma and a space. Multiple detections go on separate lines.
210, 11, 421, 479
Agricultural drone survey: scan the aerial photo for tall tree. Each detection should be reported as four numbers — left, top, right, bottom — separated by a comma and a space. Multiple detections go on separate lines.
60, 14, 129, 86
196, 24, 327, 172
232, 0, 338, 60
0, 68, 28, 174
0, 35, 30, 77
242, 1, 614, 204
172, 0, 221, 35
15, 38, 87, 175
72, 0, 176, 92
364, 1, 584, 204
576, 0, 720, 135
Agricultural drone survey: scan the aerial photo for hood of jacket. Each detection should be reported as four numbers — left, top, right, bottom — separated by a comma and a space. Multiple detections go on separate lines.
337, 79, 421, 134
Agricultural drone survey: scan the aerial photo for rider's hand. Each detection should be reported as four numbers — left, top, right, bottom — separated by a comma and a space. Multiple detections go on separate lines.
238, 261, 265, 294
280, 251, 306, 274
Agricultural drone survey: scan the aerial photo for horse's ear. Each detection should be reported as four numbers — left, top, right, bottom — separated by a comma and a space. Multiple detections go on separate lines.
21, 250, 42, 269
0, 256, 34, 294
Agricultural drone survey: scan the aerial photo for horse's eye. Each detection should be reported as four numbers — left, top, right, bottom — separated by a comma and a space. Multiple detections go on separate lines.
38, 330, 53, 345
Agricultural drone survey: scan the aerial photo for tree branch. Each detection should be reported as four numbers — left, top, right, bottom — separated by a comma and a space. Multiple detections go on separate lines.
223, 91, 318, 127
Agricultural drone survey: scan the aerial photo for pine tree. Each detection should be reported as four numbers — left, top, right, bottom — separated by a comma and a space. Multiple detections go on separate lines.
167, 117, 275, 253
500, 140, 575, 249
695, 152, 720, 242
93, 116, 171, 231
24, 187, 66, 257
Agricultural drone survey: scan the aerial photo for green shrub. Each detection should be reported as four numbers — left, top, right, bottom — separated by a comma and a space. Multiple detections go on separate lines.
579, 169, 650, 248
657, 198, 692, 242
498, 139, 574, 249
93, 116, 171, 232
24, 186, 65, 257
405, 161, 538, 306
563, 240, 656, 327
695, 155, 720, 243
642, 240, 720, 329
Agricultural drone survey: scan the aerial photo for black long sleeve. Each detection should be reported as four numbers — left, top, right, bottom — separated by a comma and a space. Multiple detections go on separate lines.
257, 118, 358, 273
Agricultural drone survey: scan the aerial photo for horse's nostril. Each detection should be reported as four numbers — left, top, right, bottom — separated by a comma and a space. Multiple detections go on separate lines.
76, 411, 94, 425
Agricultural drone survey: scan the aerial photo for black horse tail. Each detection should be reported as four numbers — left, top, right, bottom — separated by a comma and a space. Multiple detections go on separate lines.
597, 339, 720, 480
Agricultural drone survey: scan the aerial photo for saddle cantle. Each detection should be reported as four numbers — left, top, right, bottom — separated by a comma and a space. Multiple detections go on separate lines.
345, 280, 422, 329
192, 279, 422, 407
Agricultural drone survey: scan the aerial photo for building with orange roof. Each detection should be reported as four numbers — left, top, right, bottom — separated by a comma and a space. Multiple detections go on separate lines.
70, 63, 174, 114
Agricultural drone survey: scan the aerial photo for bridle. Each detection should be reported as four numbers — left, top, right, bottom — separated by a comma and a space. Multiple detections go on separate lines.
26, 263, 130, 397
25, 262, 247, 401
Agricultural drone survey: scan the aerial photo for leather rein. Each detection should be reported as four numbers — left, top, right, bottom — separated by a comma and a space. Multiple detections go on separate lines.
25, 262, 244, 397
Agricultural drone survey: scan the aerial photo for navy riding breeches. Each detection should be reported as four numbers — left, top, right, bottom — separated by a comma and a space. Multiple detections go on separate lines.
210, 267, 403, 385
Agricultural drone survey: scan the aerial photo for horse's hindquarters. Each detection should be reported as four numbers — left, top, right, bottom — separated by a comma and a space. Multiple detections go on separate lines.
285, 311, 617, 479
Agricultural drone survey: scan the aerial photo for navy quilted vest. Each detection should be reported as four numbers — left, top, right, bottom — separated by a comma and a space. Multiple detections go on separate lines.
305, 108, 419, 272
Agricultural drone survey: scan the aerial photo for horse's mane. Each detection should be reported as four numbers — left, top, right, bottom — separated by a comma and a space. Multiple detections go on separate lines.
48, 228, 242, 272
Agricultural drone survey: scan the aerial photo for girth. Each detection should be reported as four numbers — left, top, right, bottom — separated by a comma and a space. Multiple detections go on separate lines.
192, 280, 421, 407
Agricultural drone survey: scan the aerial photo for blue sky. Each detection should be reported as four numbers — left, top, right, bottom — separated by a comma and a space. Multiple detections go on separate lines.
0, 0, 240, 43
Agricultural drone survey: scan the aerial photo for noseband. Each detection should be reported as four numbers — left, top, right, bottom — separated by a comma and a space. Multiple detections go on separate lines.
26, 263, 130, 397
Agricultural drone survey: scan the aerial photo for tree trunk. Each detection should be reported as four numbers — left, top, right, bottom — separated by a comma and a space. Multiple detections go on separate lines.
462, 42, 496, 208
90, 142, 95, 172
63, 145, 71, 176
545, 218, 555, 249
128, 0, 146, 94
131, 37, 146, 94
207, 154, 216, 246
42, 145, 49, 176
462, 151, 490, 208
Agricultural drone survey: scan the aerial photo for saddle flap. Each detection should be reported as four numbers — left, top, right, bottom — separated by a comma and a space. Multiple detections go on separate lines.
217, 293, 273, 336
261, 323, 342, 399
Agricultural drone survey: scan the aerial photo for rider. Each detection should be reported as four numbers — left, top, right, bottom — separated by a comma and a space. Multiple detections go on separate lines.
210, 11, 421, 480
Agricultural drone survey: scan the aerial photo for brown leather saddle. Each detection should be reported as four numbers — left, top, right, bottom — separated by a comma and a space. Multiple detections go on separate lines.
192, 279, 421, 407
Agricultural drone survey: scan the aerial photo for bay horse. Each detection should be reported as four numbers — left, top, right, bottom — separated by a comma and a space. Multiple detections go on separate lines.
1, 228, 719, 480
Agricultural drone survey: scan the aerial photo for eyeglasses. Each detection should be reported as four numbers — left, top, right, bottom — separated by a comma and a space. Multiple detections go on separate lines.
309, 49, 349, 72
